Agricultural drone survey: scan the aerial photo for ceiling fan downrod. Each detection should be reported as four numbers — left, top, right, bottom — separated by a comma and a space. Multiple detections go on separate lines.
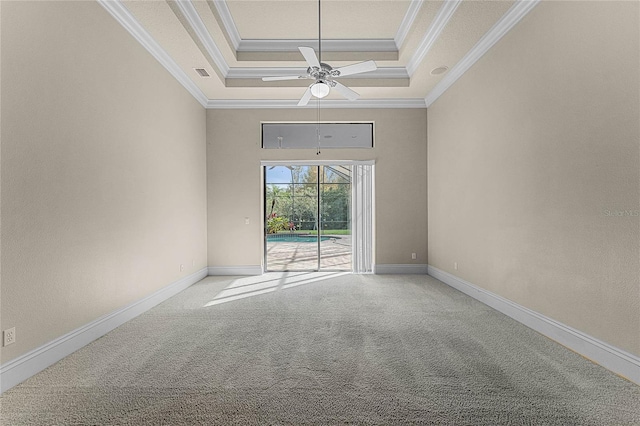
260, 0, 377, 106
318, 0, 322, 64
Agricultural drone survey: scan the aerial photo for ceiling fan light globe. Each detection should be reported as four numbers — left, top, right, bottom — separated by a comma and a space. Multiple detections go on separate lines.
310, 82, 330, 98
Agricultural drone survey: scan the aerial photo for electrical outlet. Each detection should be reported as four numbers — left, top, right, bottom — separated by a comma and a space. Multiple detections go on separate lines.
180, 264, 184, 272
411, 253, 417, 260
4, 327, 16, 346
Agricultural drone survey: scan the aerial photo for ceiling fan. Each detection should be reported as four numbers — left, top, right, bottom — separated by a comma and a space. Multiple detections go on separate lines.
261, 0, 378, 106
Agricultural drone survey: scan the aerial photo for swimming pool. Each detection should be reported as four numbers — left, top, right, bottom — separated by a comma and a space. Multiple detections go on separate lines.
266, 234, 333, 243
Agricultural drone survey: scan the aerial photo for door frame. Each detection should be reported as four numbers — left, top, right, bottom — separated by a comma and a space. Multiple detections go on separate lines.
261, 160, 375, 273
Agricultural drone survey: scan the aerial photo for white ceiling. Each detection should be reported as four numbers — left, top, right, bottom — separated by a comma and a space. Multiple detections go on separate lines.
99, 0, 540, 108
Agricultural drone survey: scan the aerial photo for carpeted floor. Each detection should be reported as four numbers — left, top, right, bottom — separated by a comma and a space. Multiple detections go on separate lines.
1, 273, 639, 425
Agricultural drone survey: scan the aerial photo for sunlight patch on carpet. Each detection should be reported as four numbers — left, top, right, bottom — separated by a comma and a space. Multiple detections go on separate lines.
204, 272, 350, 306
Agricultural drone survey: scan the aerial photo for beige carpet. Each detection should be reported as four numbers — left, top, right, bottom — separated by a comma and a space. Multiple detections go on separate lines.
1, 272, 639, 425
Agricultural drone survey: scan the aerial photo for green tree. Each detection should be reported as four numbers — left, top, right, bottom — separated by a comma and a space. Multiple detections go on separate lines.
265, 166, 351, 233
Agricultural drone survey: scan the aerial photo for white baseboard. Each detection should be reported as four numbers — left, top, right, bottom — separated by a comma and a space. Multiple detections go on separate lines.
427, 265, 640, 386
375, 264, 428, 274
208, 265, 262, 276
0, 268, 208, 394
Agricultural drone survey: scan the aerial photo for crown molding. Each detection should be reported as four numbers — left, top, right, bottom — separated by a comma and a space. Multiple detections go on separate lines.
100, 0, 538, 111
394, 0, 424, 49
425, 0, 540, 107
97, 0, 208, 107
174, 0, 230, 76
227, 67, 308, 80
237, 39, 398, 53
214, 0, 410, 53
101, 0, 414, 109
211, 0, 240, 50
406, 0, 462, 77
228, 67, 408, 80
206, 98, 427, 109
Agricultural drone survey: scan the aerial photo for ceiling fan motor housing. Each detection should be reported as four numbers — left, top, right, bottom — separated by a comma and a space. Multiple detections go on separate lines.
307, 63, 340, 81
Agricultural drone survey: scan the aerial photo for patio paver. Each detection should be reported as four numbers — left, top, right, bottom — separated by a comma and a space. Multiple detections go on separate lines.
266, 235, 352, 271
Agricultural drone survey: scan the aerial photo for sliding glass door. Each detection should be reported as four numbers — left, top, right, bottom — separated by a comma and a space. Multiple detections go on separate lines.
264, 165, 352, 271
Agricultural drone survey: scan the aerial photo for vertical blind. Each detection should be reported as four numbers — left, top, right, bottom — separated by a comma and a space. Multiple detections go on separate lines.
351, 163, 374, 273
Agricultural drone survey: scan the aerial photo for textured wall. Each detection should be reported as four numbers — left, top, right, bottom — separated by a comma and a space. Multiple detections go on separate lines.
207, 108, 428, 269
1, 1, 207, 363
428, 1, 640, 355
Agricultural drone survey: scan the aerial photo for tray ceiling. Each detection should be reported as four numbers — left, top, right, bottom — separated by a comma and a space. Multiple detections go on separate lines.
100, 0, 539, 108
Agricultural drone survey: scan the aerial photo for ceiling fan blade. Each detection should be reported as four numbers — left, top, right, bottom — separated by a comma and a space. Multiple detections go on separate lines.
262, 75, 307, 81
297, 86, 313, 106
333, 60, 377, 77
299, 46, 321, 69
332, 81, 360, 101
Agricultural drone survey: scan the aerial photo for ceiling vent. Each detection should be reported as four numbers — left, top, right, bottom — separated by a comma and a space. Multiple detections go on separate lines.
430, 66, 449, 76
194, 68, 210, 77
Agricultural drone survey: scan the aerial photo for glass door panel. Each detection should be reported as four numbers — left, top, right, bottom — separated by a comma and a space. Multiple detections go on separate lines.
265, 166, 319, 271
319, 166, 352, 270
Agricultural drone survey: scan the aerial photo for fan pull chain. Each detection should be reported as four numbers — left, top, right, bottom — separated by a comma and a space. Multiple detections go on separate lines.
317, 0, 322, 155
317, 0, 321, 157
316, 99, 321, 155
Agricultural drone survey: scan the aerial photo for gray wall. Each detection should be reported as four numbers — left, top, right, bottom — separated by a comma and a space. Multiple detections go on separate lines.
1, 1, 208, 364
427, 1, 639, 356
